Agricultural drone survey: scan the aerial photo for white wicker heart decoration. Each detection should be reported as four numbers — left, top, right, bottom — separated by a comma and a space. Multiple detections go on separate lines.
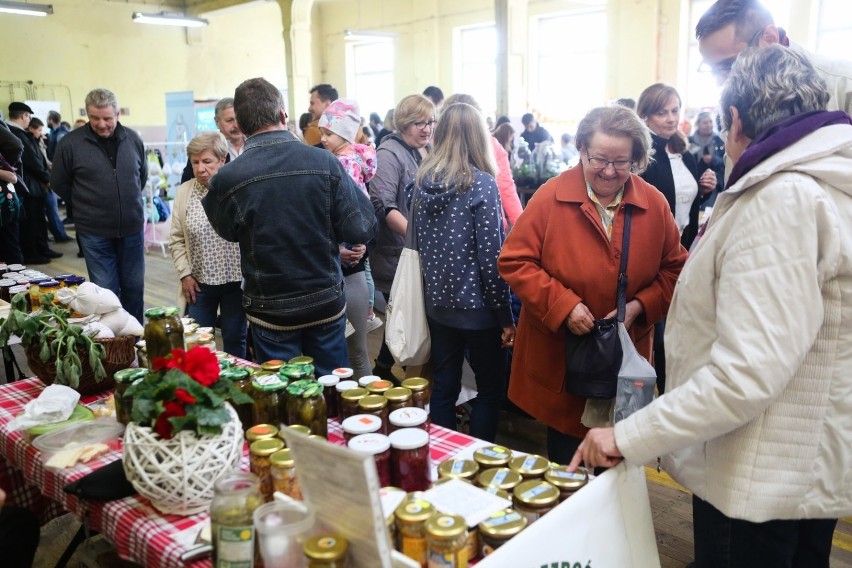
122, 403, 242, 515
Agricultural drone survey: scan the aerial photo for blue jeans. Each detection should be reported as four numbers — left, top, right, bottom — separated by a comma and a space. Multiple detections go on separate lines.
427, 317, 506, 442
78, 232, 145, 324
44, 190, 70, 241
251, 315, 348, 377
187, 281, 247, 359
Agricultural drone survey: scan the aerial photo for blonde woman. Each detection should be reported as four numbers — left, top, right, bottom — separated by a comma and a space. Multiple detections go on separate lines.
170, 131, 246, 357
411, 102, 515, 441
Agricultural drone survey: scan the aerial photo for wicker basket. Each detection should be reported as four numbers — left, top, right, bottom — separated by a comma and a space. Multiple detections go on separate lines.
122, 403, 243, 515
26, 335, 138, 396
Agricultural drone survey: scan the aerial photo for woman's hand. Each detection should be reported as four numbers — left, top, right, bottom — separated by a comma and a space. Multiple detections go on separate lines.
565, 302, 595, 335
567, 427, 623, 471
339, 244, 366, 267
181, 275, 201, 304
603, 299, 644, 330
0, 170, 17, 184
698, 169, 716, 195
501, 325, 516, 349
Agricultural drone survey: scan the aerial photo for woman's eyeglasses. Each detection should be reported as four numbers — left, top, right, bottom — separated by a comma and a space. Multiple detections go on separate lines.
413, 120, 437, 131
585, 154, 634, 172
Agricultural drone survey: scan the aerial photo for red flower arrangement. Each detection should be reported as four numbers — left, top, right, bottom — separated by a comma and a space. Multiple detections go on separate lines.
125, 346, 253, 439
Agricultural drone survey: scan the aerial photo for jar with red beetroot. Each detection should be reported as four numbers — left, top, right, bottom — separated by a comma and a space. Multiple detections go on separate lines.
388, 428, 431, 492
348, 433, 392, 487
341, 414, 383, 443
388, 407, 428, 434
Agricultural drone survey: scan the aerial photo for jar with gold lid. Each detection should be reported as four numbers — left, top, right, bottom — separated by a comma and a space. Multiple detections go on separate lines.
246, 423, 279, 443
438, 459, 479, 482
357, 395, 389, 434
289, 355, 315, 365
339, 387, 369, 421
425, 513, 468, 568
250, 438, 285, 501
401, 377, 430, 411
260, 359, 285, 374
508, 453, 550, 480
210, 471, 263, 568
286, 424, 311, 436
395, 497, 434, 566
477, 467, 522, 492
270, 448, 302, 500
366, 379, 393, 396
384, 387, 413, 414
335, 380, 358, 422
472, 445, 512, 470
481, 486, 510, 500
304, 534, 349, 568
512, 480, 560, 524
27, 278, 51, 309
478, 509, 528, 557
544, 465, 588, 502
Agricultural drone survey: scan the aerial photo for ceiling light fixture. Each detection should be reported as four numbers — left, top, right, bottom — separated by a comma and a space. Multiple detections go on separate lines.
0, 1, 53, 16
132, 11, 208, 28
343, 29, 395, 42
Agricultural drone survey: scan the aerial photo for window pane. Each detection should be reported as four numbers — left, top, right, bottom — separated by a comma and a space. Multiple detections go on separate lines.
456, 25, 498, 116
820, 0, 852, 28
350, 40, 395, 121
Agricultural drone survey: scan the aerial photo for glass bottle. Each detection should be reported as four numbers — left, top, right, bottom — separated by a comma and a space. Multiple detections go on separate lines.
143, 307, 185, 368
210, 470, 264, 568
286, 379, 328, 437
251, 375, 288, 428
113, 368, 147, 425
335, 380, 359, 422
401, 378, 430, 410
270, 448, 302, 500
339, 387, 369, 421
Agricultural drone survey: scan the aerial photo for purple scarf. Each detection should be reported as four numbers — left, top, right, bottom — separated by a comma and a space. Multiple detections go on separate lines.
726, 110, 852, 189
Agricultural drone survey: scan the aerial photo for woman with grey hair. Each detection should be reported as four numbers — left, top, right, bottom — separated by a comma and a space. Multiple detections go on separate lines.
498, 104, 687, 464
170, 131, 246, 358
571, 45, 852, 567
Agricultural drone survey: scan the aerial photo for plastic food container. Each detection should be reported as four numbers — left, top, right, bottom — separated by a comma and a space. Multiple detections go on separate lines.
34, 419, 124, 468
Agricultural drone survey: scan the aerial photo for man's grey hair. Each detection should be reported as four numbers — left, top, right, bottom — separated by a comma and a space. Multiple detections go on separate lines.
215, 97, 234, 119
85, 88, 119, 112
721, 45, 829, 139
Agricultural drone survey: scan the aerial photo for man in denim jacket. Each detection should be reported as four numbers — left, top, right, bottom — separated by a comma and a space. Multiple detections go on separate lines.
204, 78, 377, 376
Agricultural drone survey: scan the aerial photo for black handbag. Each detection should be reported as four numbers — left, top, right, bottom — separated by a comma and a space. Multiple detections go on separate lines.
564, 206, 632, 399
63, 459, 136, 501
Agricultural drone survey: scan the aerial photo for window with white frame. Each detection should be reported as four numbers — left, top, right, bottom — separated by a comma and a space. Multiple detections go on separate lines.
816, 0, 852, 60
454, 24, 498, 117
531, 10, 607, 131
346, 38, 395, 123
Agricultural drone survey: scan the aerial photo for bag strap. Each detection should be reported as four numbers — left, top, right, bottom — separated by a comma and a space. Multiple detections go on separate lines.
616, 205, 632, 322
404, 181, 419, 251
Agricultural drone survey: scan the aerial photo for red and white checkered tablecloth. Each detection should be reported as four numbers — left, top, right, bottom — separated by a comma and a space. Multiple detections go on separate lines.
0, 377, 480, 568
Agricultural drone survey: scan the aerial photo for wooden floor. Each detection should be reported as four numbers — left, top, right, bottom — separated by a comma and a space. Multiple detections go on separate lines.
7, 222, 852, 567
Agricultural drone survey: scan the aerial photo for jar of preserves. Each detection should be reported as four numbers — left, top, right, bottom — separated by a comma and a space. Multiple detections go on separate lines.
389, 428, 431, 492
339, 387, 369, 421
38, 280, 62, 307
395, 498, 434, 566
317, 375, 340, 419
270, 448, 302, 500
304, 534, 349, 568
250, 438, 285, 501
477, 468, 522, 492
27, 278, 51, 308
348, 433, 392, 487
220, 366, 254, 429
512, 480, 560, 524
332, 367, 354, 381
143, 307, 185, 367
286, 380, 327, 437
289, 355, 315, 365
472, 445, 512, 471
246, 424, 279, 444
341, 414, 383, 442
281, 362, 315, 382
508, 454, 550, 480
210, 470, 264, 568
366, 379, 393, 396
425, 513, 468, 568
478, 509, 527, 557
286, 424, 311, 436
357, 395, 389, 434
358, 374, 380, 388
401, 378, 430, 410
335, 380, 358, 422
9, 285, 30, 311
0, 279, 15, 302
385, 387, 413, 414
251, 375, 288, 427
113, 368, 147, 425
437, 459, 479, 482
388, 407, 428, 434
544, 465, 588, 502
481, 486, 510, 500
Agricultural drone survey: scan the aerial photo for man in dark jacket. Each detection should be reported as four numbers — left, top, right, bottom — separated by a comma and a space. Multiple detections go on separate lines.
203, 77, 377, 376
51, 89, 147, 323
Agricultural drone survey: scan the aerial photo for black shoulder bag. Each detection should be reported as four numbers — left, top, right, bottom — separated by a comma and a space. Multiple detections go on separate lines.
564, 206, 632, 399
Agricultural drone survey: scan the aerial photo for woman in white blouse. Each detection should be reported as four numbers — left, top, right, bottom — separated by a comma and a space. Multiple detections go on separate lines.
170, 132, 246, 357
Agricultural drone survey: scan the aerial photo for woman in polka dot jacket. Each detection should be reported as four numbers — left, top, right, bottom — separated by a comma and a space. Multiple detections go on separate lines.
410, 102, 516, 442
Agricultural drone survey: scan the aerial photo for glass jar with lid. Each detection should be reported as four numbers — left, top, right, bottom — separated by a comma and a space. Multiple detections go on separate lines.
251, 375, 288, 427
481, 486, 511, 500
113, 368, 147, 425
27, 278, 51, 309
317, 375, 340, 419
332, 367, 353, 381
473, 445, 512, 471
384, 387, 413, 414
286, 380, 327, 437
220, 366, 254, 429
425, 513, 468, 568
357, 374, 380, 388
357, 395, 389, 434
280, 362, 315, 382
388, 407, 428, 434
210, 470, 264, 568
260, 359, 285, 374
388, 428, 430, 492
544, 465, 588, 502
339, 387, 369, 421
438, 459, 479, 482
508, 454, 550, 480
366, 379, 393, 396
394, 497, 434, 566
304, 534, 349, 568
286, 424, 312, 436
143, 307, 185, 367
477, 467, 522, 492
335, 380, 358, 422
478, 509, 528, 557
341, 414, 383, 442
401, 377, 430, 410
348, 433, 392, 487
250, 438, 285, 501
289, 355, 315, 365
270, 448, 302, 500
246, 424, 279, 444
512, 480, 560, 524
37, 280, 61, 307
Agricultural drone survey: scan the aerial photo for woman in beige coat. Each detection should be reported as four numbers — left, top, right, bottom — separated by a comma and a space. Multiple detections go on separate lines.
572, 46, 852, 567
169, 132, 245, 357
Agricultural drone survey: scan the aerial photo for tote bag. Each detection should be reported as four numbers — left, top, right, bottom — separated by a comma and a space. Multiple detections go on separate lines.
385, 187, 431, 366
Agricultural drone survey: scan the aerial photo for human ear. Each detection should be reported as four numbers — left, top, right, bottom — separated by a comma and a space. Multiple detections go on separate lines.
758, 25, 780, 46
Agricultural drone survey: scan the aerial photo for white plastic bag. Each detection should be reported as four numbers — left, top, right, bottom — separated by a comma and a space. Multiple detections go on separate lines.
613, 322, 657, 423
385, 247, 431, 366
8, 385, 81, 431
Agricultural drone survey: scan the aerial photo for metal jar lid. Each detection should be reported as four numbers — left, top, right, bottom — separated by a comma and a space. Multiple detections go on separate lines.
512, 480, 560, 508
425, 513, 467, 539
384, 387, 412, 402
260, 359, 285, 372
340, 387, 369, 401
477, 467, 522, 490
246, 424, 280, 442
358, 394, 388, 411
249, 438, 285, 456
473, 445, 512, 467
478, 509, 527, 538
438, 459, 479, 480
304, 534, 348, 561
401, 377, 429, 392
395, 498, 434, 524
508, 454, 550, 478
366, 380, 393, 395
288, 355, 314, 365
270, 448, 294, 468
544, 465, 589, 492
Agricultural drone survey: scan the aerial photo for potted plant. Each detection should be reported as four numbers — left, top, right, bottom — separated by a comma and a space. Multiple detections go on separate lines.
122, 346, 253, 515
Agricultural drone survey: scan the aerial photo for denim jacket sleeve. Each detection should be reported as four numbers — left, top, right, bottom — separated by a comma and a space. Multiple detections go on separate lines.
331, 157, 378, 245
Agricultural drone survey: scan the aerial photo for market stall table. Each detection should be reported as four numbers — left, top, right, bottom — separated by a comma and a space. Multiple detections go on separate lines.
0, 377, 481, 567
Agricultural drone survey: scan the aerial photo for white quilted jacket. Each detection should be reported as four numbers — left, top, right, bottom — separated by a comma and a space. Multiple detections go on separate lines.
615, 124, 852, 522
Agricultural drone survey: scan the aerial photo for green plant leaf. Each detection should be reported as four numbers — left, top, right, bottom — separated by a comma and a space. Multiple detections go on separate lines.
197, 405, 229, 426
39, 341, 51, 362
55, 359, 64, 383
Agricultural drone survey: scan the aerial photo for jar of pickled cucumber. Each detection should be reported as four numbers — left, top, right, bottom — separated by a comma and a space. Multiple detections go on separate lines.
478, 509, 527, 557
477, 467, 522, 492
280, 362, 315, 382
304, 534, 349, 568
395, 497, 434, 566
220, 366, 254, 429
544, 465, 588, 502
251, 375, 288, 427
472, 445, 512, 471
508, 454, 550, 480
317, 375, 340, 419
512, 480, 560, 524
250, 438, 285, 501
357, 395, 389, 435
384, 387, 413, 414
113, 368, 148, 425
339, 387, 369, 421
210, 471, 264, 568
270, 448, 302, 500
143, 307, 185, 368
425, 513, 468, 568
438, 459, 479, 482
286, 380, 327, 437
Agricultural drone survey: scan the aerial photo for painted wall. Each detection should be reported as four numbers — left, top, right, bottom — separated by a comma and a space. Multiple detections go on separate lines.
0, 0, 286, 130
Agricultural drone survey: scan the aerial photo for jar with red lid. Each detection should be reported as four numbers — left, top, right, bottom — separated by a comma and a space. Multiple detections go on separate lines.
341, 414, 383, 443
388, 428, 431, 492
388, 407, 429, 434
348, 433, 392, 487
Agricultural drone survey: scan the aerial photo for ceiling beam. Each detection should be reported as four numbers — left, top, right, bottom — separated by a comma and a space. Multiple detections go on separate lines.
183, 0, 252, 16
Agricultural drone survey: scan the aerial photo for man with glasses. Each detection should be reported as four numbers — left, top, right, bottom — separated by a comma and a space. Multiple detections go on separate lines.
697, 0, 852, 114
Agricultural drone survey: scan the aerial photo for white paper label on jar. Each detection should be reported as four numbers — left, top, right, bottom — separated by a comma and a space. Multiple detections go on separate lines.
214, 524, 254, 568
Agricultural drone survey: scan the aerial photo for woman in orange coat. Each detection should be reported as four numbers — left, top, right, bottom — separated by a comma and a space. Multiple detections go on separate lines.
498, 105, 687, 464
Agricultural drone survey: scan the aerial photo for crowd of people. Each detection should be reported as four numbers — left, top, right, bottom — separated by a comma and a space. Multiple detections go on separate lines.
2, 0, 851, 566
